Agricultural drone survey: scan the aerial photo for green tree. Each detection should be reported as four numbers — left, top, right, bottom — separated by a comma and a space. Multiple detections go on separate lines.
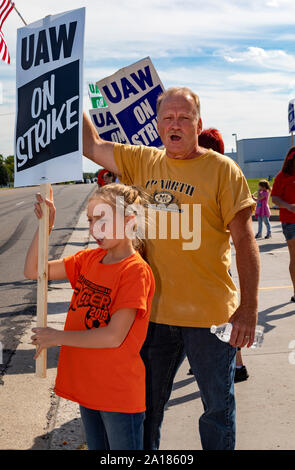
83, 172, 95, 180
0, 159, 9, 186
4, 155, 14, 182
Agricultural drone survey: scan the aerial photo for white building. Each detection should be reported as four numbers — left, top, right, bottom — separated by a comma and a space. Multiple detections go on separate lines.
225, 135, 293, 179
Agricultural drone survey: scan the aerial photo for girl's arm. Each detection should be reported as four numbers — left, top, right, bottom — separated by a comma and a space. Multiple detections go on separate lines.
256, 194, 266, 201
24, 188, 67, 280
31, 307, 137, 359
252, 191, 264, 201
253, 191, 266, 201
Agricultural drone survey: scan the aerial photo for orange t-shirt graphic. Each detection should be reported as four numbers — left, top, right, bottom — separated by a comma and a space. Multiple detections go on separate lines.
54, 248, 155, 413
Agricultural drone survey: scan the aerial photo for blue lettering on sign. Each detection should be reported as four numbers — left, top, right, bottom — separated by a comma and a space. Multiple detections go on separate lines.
100, 128, 127, 144
288, 103, 295, 132
102, 65, 154, 104
92, 111, 117, 128
116, 85, 163, 147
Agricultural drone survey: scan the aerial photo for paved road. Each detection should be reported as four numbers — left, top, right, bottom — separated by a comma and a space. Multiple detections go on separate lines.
0, 183, 96, 377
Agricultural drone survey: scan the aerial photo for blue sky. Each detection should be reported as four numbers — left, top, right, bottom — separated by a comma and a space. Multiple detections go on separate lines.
0, 0, 295, 172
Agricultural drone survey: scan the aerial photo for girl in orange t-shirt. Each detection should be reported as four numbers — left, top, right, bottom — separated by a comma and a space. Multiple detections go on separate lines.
24, 183, 155, 450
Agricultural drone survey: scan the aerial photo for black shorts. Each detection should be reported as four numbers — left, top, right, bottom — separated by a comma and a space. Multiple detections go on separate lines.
282, 222, 295, 241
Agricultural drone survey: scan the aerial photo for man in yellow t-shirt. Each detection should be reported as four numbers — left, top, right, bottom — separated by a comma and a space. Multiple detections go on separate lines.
83, 87, 259, 450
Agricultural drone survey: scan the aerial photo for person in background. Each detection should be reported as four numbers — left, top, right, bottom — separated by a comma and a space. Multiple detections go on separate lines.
188, 127, 249, 383
271, 147, 295, 302
96, 168, 109, 187
97, 169, 116, 187
198, 128, 224, 154
252, 180, 272, 239
104, 171, 116, 185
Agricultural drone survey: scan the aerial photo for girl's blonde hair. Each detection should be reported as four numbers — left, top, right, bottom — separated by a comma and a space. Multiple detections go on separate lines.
258, 180, 271, 191
89, 183, 150, 259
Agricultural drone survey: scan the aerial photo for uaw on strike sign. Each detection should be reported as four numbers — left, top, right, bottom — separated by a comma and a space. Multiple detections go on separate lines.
95, 57, 164, 147
289, 99, 295, 133
89, 107, 127, 144
14, 8, 85, 187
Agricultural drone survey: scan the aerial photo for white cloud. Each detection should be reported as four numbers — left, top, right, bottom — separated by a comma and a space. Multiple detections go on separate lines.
224, 47, 295, 72
266, 0, 294, 7
229, 71, 295, 93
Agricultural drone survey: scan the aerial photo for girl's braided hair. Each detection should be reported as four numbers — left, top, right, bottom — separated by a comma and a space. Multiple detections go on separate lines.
89, 183, 150, 260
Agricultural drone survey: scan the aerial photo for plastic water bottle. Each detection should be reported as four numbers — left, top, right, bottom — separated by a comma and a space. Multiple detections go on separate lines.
210, 323, 264, 349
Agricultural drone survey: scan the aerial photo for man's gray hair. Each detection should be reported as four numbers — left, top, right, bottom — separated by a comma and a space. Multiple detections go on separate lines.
156, 87, 201, 118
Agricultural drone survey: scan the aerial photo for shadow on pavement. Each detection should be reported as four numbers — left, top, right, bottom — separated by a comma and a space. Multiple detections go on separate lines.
0, 301, 69, 319
166, 391, 201, 409
1, 345, 60, 376
52, 241, 89, 248
172, 377, 195, 390
53, 227, 88, 232
258, 302, 295, 333
29, 417, 84, 450
0, 279, 36, 290
258, 242, 287, 253
164, 376, 201, 409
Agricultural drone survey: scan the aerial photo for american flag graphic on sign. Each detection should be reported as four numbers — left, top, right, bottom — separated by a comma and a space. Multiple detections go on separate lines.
0, 0, 14, 64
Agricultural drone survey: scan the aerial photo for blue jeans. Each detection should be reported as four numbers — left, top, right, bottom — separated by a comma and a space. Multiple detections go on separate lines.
79, 406, 145, 450
257, 216, 271, 236
282, 222, 295, 241
140, 322, 236, 450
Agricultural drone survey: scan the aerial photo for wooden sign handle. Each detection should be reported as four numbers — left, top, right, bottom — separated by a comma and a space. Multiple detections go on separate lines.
36, 183, 51, 378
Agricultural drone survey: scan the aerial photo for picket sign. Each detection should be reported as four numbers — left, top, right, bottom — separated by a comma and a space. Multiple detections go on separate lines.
288, 99, 295, 146
89, 107, 127, 144
96, 57, 164, 148
14, 8, 85, 377
36, 183, 50, 378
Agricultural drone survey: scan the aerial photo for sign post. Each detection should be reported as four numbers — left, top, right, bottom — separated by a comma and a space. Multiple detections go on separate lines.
14, 8, 85, 377
36, 183, 50, 378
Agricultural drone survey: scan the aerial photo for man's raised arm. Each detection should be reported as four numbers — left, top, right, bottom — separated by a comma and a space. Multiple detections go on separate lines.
83, 112, 121, 176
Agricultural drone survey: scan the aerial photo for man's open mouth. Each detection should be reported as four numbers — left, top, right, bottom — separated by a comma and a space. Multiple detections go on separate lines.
170, 135, 181, 142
